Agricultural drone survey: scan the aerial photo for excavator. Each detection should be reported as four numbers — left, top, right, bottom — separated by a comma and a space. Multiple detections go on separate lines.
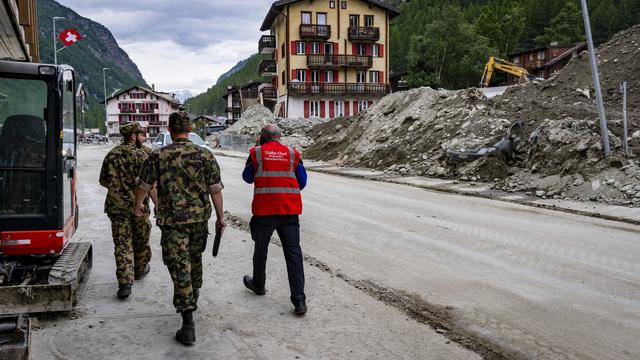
480, 56, 541, 87
0, 60, 93, 359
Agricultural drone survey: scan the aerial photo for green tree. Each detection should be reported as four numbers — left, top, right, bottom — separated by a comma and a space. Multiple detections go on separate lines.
536, 1, 585, 46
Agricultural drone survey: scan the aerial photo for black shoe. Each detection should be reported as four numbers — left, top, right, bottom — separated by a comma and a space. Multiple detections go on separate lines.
175, 325, 195, 346
293, 299, 307, 315
117, 284, 132, 299
175, 311, 195, 346
134, 264, 150, 280
243, 275, 265, 295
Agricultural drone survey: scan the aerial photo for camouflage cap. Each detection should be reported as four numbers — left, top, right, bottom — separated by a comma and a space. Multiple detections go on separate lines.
120, 122, 143, 138
169, 111, 191, 129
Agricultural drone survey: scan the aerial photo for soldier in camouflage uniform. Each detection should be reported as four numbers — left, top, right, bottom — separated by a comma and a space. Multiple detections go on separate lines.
99, 122, 155, 299
135, 112, 225, 346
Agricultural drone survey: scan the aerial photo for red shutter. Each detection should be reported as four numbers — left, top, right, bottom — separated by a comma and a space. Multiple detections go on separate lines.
334, 70, 339, 82
333, 42, 339, 54
379, 44, 384, 58
366, 44, 371, 56
306, 70, 311, 83
368, 101, 374, 108
380, 71, 384, 83
345, 101, 350, 117
320, 43, 325, 55
272, 76, 278, 86
304, 100, 310, 118
305, 42, 311, 54
291, 69, 297, 81
291, 41, 297, 55
353, 101, 359, 115
320, 101, 326, 118
320, 70, 325, 83
329, 101, 335, 118
352, 44, 357, 55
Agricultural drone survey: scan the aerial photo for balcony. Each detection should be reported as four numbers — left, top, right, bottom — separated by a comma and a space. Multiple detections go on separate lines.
259, 35, 276, 54
288, 82, 391, 96
259, 59, 277, 76
148, 121, 167, 127
241, 89, 260, 99
120, 108, 136, 114
299, 24, 331, 40
140, 109, 156, 114
261, 87, 277, 99
225, 106, 242, 113
348, 27, 380, 42
307, 54, 372, 69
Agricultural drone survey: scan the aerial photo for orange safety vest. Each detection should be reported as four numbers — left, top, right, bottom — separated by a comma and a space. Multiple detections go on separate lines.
250, 142, 303, 215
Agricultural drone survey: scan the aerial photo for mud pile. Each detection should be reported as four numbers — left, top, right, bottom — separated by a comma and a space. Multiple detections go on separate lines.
226, 104, 276, 136
306, 25, 640, 206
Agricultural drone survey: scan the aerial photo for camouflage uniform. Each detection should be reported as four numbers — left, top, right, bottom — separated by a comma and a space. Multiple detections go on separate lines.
99, 123, 152, 286
138, 115, 223, 313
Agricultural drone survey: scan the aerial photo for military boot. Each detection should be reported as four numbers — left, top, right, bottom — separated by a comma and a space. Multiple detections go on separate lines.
134, 264, 150, 280
175, 311, 196, 346
117, 284, 132, 299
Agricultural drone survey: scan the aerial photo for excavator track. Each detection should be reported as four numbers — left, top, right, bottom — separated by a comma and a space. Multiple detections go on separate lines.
0, 242, 92, 315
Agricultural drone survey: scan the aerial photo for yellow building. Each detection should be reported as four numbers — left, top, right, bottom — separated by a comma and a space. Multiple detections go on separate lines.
258, 0, 400, 119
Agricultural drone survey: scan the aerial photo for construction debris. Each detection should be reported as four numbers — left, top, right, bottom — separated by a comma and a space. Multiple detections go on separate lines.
305, 25, 640, 207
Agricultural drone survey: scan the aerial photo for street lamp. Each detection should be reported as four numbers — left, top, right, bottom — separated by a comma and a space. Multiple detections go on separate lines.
53, 17, 66, 65
103, 67, 110, 134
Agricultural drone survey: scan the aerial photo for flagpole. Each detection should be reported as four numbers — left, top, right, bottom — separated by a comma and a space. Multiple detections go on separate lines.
53, 17, 65, 65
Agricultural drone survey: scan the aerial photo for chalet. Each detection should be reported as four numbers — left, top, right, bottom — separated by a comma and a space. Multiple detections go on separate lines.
507, 42, 588, 83
223, 81, 269, 123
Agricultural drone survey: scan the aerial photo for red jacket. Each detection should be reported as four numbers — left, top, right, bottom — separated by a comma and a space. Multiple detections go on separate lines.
249, 142, 303, 215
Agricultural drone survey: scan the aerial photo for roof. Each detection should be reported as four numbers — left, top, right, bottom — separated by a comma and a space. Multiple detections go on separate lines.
222, 80, 265, 99
104, 85, 181, 105
543, 43, 588, 68
260, 0, 401, 31
508, 44, 576, 58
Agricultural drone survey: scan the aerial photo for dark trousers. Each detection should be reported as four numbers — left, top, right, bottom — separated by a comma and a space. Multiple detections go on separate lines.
250, 215, 306, 303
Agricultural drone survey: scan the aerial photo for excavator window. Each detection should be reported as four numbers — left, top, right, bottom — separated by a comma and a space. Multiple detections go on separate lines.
0, 77, 48, 216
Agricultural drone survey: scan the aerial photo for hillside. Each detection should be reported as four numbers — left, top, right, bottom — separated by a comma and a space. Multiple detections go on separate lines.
37, 0, 148, 132
185, 54, 270, 116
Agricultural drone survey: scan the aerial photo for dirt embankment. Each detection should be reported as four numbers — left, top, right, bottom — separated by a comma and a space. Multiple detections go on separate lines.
305, 25, 640, 207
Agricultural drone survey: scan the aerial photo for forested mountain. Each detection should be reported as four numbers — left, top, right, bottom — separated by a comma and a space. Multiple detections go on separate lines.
184, 54, 270, 116
38, 0, 148, 133
390, 0, 640, 89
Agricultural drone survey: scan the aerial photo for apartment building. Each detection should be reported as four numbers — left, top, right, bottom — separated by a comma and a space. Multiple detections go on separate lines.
258, 0, 400, 119
104, 86, 181, 139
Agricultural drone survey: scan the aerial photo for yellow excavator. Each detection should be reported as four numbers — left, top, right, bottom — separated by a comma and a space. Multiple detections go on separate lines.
480, 56, 539, 87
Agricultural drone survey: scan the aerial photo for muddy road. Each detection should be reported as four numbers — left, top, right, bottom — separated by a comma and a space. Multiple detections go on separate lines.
217, 154, 640, 360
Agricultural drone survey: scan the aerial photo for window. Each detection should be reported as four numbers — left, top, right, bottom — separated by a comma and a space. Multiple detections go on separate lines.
310, 101, 320, 117
349, 15, 359, 27
282, 43, 285, 58
334, 101, 344, 117
512, 56, 520, 64
325, 70, 334, 83
371, 44, 380, 57
358, 100, 369, 112
356, 44, 366, 56
356, 71, 366, 83
302, 12, 312, 25
282, 71, 286, 85
341, 1, 347, 10
537, 50, 546, 60
311, 42, 320, 54
0, 76, 48, 215
296, 41, 306, 54
369, 71, 380, 83
311, 70, 321, 83
364, 15, 374, 27
317, 13, 327, 25
296, 69, 307, 82
329, 0, 335, 9
324, 43, 334, 54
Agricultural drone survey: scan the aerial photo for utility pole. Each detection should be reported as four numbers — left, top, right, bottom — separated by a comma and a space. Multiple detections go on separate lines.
53, 17, 66, 65
580, 0, 611, 157
103, 67, 110, 132
621, 82, 629, 155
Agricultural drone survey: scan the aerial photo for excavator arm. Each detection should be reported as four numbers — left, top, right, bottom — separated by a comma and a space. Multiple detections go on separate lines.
480, 56, 534, 87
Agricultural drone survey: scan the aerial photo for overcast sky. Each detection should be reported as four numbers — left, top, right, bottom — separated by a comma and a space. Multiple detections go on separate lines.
57, 0, 273, 95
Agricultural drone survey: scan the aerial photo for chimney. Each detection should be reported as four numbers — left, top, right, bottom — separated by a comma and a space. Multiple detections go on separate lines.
152, 84, 155, 91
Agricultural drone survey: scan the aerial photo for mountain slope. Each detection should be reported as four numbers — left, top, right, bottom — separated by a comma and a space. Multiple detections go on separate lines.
37, 0, 148, 132
185, 54, 270, 115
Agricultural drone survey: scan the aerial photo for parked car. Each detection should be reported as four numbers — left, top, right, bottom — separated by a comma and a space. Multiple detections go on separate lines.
152, 132, 212, 153
206, 125, 226, 135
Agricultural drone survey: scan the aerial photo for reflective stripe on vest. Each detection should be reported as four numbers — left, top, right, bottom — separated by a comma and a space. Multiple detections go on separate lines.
255, 187, 301, 194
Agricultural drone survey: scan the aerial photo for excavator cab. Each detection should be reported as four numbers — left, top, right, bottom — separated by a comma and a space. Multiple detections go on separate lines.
0, 60, 92, 318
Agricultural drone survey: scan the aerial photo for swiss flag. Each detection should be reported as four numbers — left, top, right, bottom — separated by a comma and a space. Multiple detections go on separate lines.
59, 29, 83, 47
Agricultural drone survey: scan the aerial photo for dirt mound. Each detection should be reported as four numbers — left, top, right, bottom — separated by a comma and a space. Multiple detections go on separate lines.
226, 104, 276, 136
306, 25, 640, 206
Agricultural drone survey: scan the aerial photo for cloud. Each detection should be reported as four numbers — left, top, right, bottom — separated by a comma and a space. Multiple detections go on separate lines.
56, 0, 272, 94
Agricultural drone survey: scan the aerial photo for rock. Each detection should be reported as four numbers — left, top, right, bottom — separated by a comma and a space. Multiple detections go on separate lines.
536, 190, 546, 197
548, 189, 561, 197
573, 175, 585, 187
632, 130, 640, 139
606, 179, 616, 185
592, 181, 601, 191
335, 124, 343, 131
621, 184, 633, 192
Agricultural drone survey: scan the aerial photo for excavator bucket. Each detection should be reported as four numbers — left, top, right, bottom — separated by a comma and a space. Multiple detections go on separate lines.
0, 242, 92, 316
